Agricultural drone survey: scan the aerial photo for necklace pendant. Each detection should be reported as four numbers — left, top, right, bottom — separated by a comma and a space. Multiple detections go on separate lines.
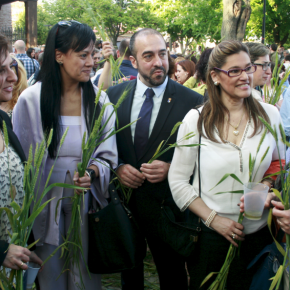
233, 130, 239, 136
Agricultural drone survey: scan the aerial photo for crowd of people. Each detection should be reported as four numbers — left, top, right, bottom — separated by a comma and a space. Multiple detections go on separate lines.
0, 20, 290, 290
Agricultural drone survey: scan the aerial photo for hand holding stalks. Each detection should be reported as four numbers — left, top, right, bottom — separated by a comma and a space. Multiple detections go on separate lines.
140, 160, 170, 183
3, 245, 31, 270
210, 215, 245, 247
116, 164, 145, 189
102, 41, 114, 60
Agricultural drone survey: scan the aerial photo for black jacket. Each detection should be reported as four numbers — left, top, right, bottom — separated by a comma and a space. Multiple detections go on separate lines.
0, 110, 28, 265
107, 79, 203, 236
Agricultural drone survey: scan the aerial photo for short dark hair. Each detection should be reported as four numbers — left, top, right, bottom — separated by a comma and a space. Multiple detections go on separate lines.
245, 42, 270, 63
27, 47, 35, 58
93, 48, 100, 55
0, 33, 9, 65
271, 43, 277, 51
285, 55, 290, 61
118, 39, 131, 58
129, 28, 165, 58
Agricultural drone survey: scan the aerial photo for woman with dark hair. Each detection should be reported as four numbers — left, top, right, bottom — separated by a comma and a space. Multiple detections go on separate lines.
13, 21, 118, 290
175, 59, 195, 85
184, 48, 213, 96
169, 40, 284, 289
0, 33, 42, 272
26, 47, 35, 59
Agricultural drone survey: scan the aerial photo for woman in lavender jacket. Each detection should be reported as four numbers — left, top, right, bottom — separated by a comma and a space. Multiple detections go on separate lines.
12, 21, 117, 290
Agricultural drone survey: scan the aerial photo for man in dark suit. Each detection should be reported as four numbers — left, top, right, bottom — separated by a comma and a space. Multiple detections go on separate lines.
107, 28, 203, 290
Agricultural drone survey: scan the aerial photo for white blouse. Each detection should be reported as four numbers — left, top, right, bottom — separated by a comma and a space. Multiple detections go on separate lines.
168, 102, 285, 234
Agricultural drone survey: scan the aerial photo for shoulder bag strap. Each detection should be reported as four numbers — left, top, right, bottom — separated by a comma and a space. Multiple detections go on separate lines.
195, 108, 201, 198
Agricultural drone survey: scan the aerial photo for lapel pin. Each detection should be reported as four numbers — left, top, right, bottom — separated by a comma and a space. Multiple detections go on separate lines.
167, 98, 172, 103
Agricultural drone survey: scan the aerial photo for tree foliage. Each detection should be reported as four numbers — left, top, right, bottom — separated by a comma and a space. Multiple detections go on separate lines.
149, 0, 222, 51
246, 0, 290, 46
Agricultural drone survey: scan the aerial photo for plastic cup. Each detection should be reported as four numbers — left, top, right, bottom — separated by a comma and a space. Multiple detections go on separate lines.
25, 262, 41, 290
244, 182, 269, 220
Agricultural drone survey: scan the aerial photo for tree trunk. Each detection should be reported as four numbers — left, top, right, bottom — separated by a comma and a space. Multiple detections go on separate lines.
169, 37, 172, 52
221, 0, 251, 41
180, 37, 184, 54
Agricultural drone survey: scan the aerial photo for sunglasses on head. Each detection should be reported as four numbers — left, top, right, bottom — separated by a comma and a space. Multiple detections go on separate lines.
56, 20, 82, 35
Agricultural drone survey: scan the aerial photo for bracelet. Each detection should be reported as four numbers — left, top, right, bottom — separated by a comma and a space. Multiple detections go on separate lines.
205, 210, 217, 227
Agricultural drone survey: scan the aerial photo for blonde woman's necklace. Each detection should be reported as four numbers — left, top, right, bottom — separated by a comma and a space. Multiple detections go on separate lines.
225, 112, 245, 136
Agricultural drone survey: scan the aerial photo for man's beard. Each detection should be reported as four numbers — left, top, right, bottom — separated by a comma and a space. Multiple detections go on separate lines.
138, 65, 167, 86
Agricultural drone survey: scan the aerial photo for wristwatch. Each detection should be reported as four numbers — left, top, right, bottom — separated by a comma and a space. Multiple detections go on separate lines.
85, 168, 96, 183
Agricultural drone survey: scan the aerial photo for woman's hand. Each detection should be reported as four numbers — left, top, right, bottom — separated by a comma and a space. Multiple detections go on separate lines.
239, 190, 275, 213
272, 200, 290, 234
73, 165, 99, 194
3, 245, 31, 270
211, 215, 245, 247
29, 252, 44, 272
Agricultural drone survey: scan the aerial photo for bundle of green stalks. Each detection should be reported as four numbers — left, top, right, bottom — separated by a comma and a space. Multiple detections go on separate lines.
201, 128, 276, 290
264, 54, 290, 105
0, 124, 83, 290
59, 84, 136, 289
258, 118, 290, 290
121, 122, 199, 203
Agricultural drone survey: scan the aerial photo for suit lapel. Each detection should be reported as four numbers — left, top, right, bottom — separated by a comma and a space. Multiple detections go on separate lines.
119, 80, 137, 165
137, 79, 176, 162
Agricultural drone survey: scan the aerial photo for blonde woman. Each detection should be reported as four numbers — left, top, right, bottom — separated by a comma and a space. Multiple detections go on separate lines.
0, 57, 27, 117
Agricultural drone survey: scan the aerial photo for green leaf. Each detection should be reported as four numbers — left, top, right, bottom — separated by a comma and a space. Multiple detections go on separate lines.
9, 201, 21, 214
269, 265, 284, 290
267, 209, 286, 256
214, 190, 244, 195
26, 239, 40, 249
210, 173, 243, 191
271, 188, 283, 203
23, 198, 55, 228
170, 122, 183, 136
200, 272, 219, 287
258, 117, 277, 141
9, 233, 18, 245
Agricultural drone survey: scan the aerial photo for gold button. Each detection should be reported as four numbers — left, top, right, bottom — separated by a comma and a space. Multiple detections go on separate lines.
95, 218, 100, 222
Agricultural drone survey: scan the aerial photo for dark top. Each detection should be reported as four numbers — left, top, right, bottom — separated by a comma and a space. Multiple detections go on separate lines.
107, 79, 203, 236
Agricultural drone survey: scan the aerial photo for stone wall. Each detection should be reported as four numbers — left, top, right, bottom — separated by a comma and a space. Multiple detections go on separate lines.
0, 4, 12, 29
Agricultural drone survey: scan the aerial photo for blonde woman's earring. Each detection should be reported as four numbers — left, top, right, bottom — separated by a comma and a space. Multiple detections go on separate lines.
214, 81, 219, 86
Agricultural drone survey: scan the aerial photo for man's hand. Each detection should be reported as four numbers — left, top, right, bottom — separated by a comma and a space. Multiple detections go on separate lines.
140, 160, 170, 183
102, 41, 114, 60
116, 164, 145, 189
3, 245, 31, 270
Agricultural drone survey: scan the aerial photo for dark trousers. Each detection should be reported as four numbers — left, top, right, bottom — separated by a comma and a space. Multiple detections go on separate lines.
121, 234, 188, 290
121, 180, 188, 290
187, 223, 273, 290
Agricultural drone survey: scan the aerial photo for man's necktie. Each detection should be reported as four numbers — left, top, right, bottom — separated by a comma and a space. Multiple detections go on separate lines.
134, 88, 155, 159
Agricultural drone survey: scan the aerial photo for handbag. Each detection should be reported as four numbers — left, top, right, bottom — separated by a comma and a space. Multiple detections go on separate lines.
247, 228, 285, 290
158, 108, 202, 257
87, 165, 146, 274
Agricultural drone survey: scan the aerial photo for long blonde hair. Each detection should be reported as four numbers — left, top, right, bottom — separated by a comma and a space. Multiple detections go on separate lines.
7, 57, 27, 110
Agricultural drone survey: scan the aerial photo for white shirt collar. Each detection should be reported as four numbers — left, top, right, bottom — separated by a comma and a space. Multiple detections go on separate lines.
136, 74, 168, 98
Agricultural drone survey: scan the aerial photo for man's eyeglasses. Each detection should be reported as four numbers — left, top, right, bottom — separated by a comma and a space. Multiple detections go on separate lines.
213, 65, 257, 77
56, 20, 82, 35
253, 62, 271, 71
10, 58, 18, 77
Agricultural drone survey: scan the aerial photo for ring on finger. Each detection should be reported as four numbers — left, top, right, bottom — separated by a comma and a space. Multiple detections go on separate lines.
20, 262, 24, 267
231, 233, 236, 239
